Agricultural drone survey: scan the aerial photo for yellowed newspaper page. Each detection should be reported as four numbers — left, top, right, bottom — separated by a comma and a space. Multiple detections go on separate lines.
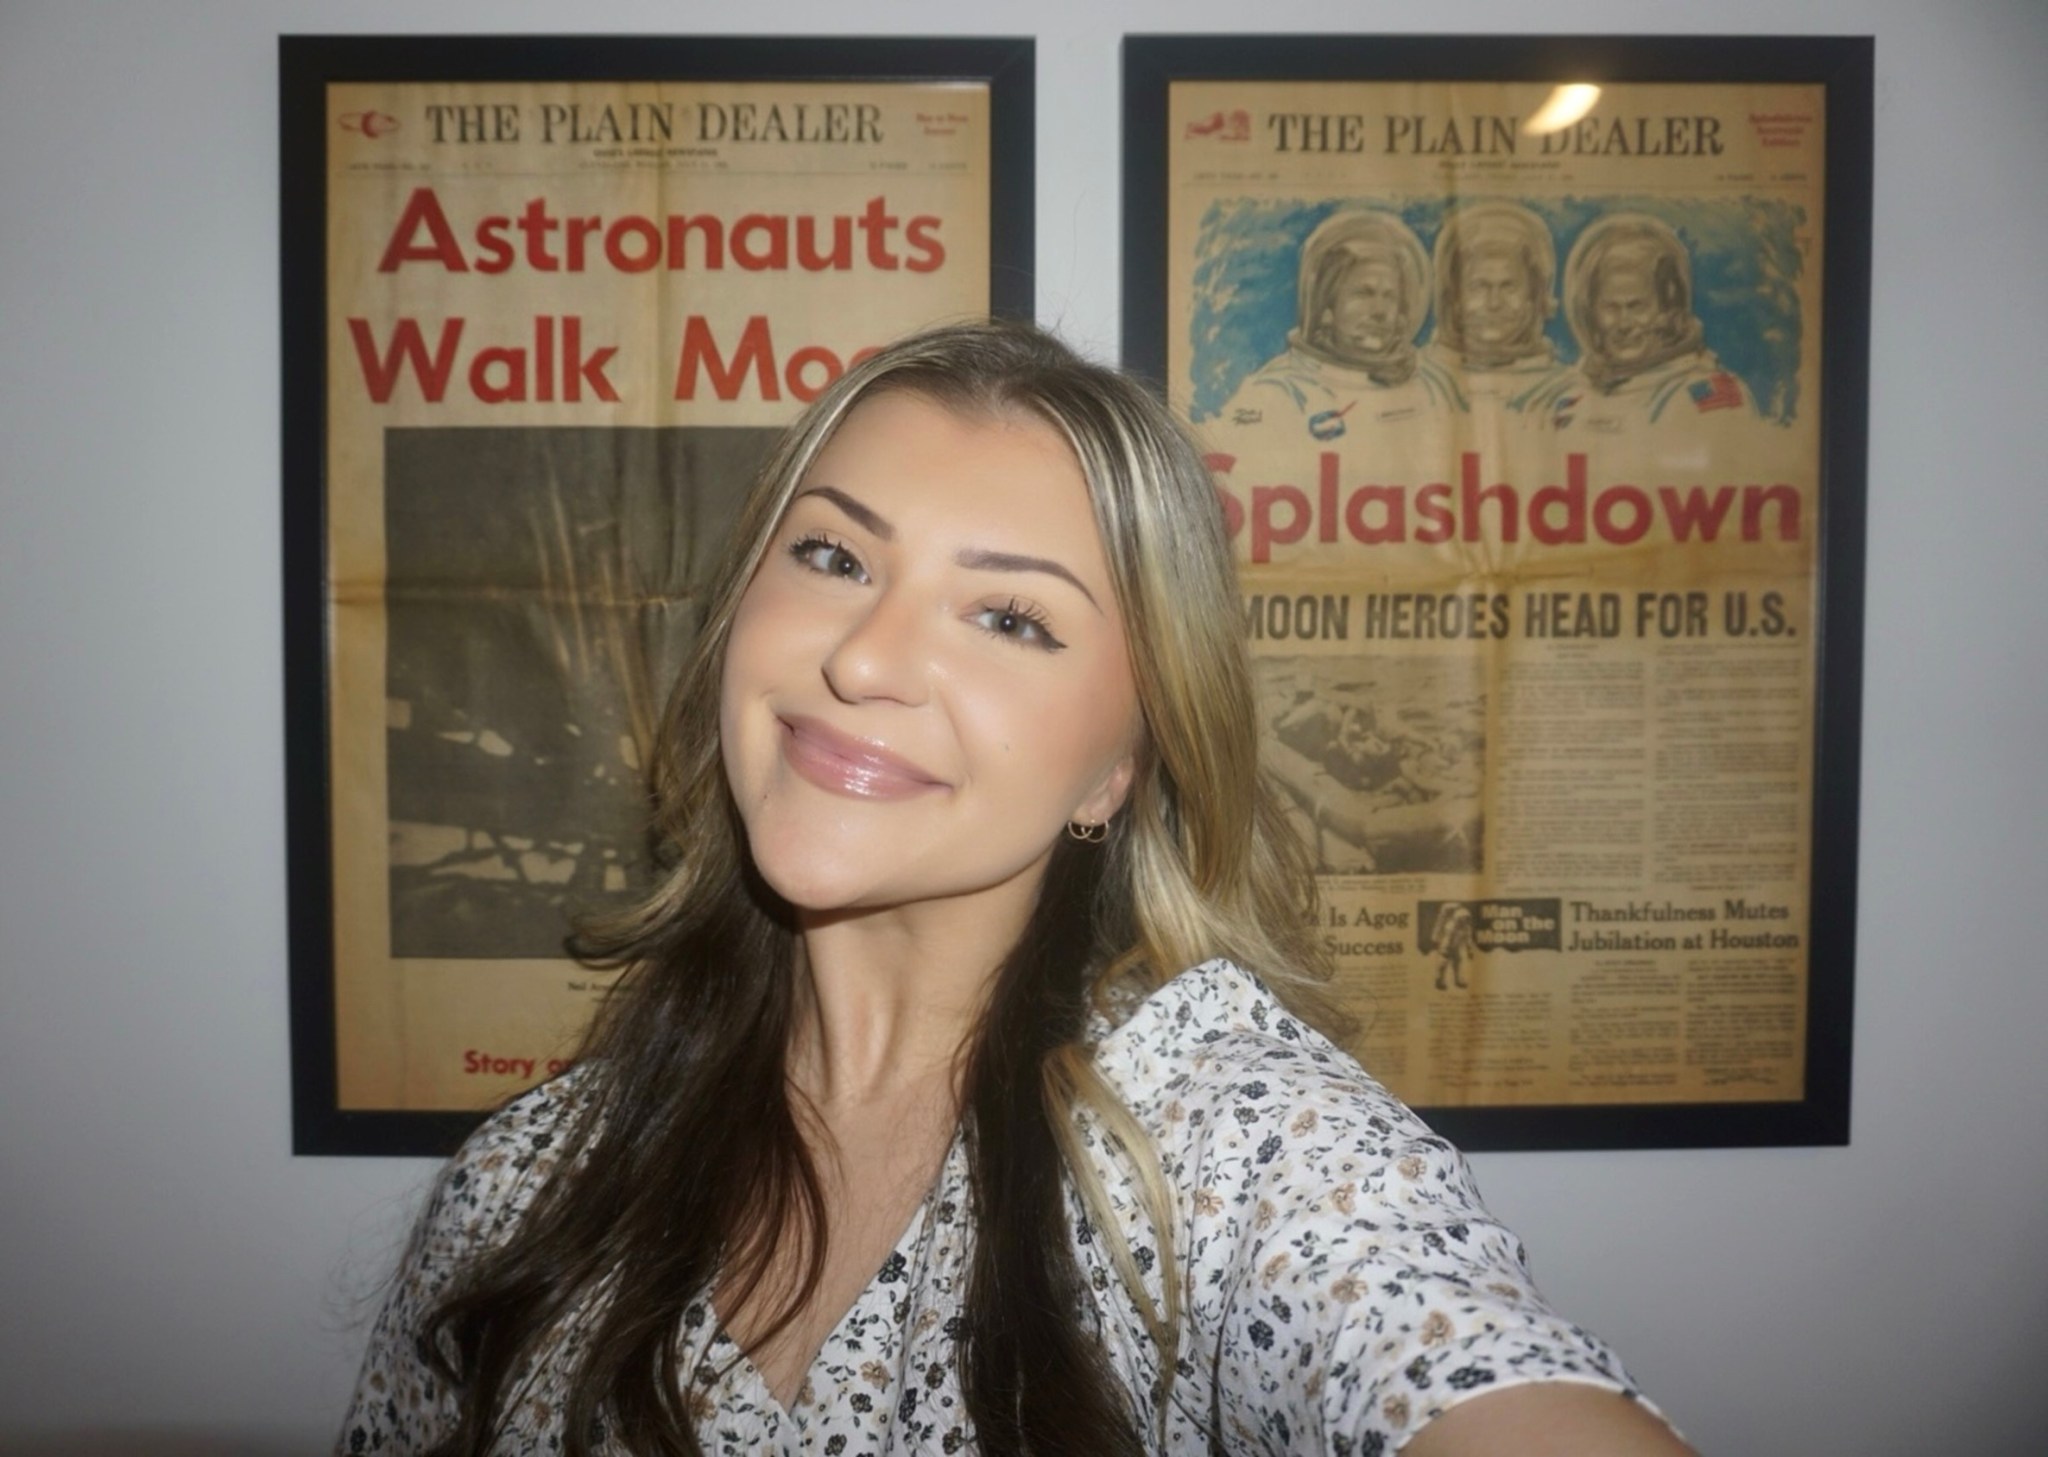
325, 80, 991, 1110
1168, 80, 1824, 1106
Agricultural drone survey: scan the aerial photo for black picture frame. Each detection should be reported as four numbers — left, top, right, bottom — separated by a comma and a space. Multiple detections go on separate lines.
283, 35, 1034, 1156
1123, 34, 1870, 1151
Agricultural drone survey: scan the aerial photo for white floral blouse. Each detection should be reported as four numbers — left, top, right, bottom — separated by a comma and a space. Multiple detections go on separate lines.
341, 959, 1656, 1454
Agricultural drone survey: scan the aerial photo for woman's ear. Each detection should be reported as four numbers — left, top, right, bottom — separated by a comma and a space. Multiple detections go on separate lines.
1072, 749, 1139, 828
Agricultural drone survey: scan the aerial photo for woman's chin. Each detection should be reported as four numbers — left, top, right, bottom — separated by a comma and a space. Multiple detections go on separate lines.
745, 832, 921, 915
747, 851, 870, 915
745, 836, 1056, 928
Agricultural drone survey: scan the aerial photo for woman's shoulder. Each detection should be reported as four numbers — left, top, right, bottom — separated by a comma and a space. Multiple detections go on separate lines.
420, 1066, 592, 1256
337, 1070, 594, 1454
1091, 957, 1382, 1105
1089, 958, 1455, 1178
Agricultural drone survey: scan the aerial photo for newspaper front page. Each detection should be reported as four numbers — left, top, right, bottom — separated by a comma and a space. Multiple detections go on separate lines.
1168, 81, 1824, 1107
324, 79, 992, 1110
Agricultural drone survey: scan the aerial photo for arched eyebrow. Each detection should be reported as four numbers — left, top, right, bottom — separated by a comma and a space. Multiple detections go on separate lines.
955, 549, 1101, 613
799, 485, 894, 539
798, 485, 1103, 613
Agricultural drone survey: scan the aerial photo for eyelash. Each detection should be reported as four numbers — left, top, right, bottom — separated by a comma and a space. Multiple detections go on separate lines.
785, 534, 1066, 653
787, 532, 868, 583
973, 599, 1065, 652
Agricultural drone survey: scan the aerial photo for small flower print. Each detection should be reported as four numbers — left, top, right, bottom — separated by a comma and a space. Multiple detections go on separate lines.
337, 961, 1640, 1453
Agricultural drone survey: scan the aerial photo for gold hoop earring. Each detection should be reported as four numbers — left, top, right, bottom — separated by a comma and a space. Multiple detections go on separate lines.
1065, 819, 1108, 844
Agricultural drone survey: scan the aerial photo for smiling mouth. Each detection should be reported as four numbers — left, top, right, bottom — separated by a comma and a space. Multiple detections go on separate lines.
779, 715, 946, 800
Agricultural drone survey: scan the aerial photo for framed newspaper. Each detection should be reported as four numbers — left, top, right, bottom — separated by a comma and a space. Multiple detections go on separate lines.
283, 35, 1033, 1155
1124, 35, 1870, 1149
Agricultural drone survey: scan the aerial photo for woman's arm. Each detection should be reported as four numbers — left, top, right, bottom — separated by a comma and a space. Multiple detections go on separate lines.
1090, 962, 1690, 1455
1151, 991, 1683, 1454
1403, 1381, 1696, 1456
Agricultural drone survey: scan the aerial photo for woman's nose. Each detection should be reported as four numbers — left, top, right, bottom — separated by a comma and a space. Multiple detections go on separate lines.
820, 586, 933, 707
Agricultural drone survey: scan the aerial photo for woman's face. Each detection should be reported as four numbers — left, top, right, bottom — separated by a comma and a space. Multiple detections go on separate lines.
719, 390, 1141, 921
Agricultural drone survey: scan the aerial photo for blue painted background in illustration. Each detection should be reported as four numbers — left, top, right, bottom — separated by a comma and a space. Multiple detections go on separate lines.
1188, 195, 1807, 424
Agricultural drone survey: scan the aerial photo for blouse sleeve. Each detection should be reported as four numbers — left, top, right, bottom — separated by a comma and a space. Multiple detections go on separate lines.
337, 1077, 576, 1454
1172, 1033, 1652, 1455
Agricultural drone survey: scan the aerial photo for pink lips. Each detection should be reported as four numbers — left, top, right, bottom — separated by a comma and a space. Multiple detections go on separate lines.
779, 715, 945, 800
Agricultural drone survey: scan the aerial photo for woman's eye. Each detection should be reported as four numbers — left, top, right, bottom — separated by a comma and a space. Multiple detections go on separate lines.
972, 601, 1065, 652
789, 535, 867, 583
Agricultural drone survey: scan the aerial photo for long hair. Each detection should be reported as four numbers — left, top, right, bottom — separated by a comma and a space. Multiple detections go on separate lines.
418, 319, 1330, 1454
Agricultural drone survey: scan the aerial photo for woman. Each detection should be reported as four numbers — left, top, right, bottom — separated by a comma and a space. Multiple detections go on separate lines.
342, 320, 1689, 1456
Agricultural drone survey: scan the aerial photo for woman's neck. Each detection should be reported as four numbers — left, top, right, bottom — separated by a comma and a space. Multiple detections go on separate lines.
787, 881, 1035, 1109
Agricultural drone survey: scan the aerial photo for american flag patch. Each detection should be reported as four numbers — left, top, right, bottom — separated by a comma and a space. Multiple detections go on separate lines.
1689, 372, 1744, 413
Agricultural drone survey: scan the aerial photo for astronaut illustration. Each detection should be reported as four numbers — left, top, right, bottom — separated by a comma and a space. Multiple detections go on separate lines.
1531, 212, 1759, 436
1221, 208, 1464, 447
1423, 200, 1575, 418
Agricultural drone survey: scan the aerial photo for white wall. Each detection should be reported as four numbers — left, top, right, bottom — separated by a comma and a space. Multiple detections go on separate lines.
3, 0, 2043, 1451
